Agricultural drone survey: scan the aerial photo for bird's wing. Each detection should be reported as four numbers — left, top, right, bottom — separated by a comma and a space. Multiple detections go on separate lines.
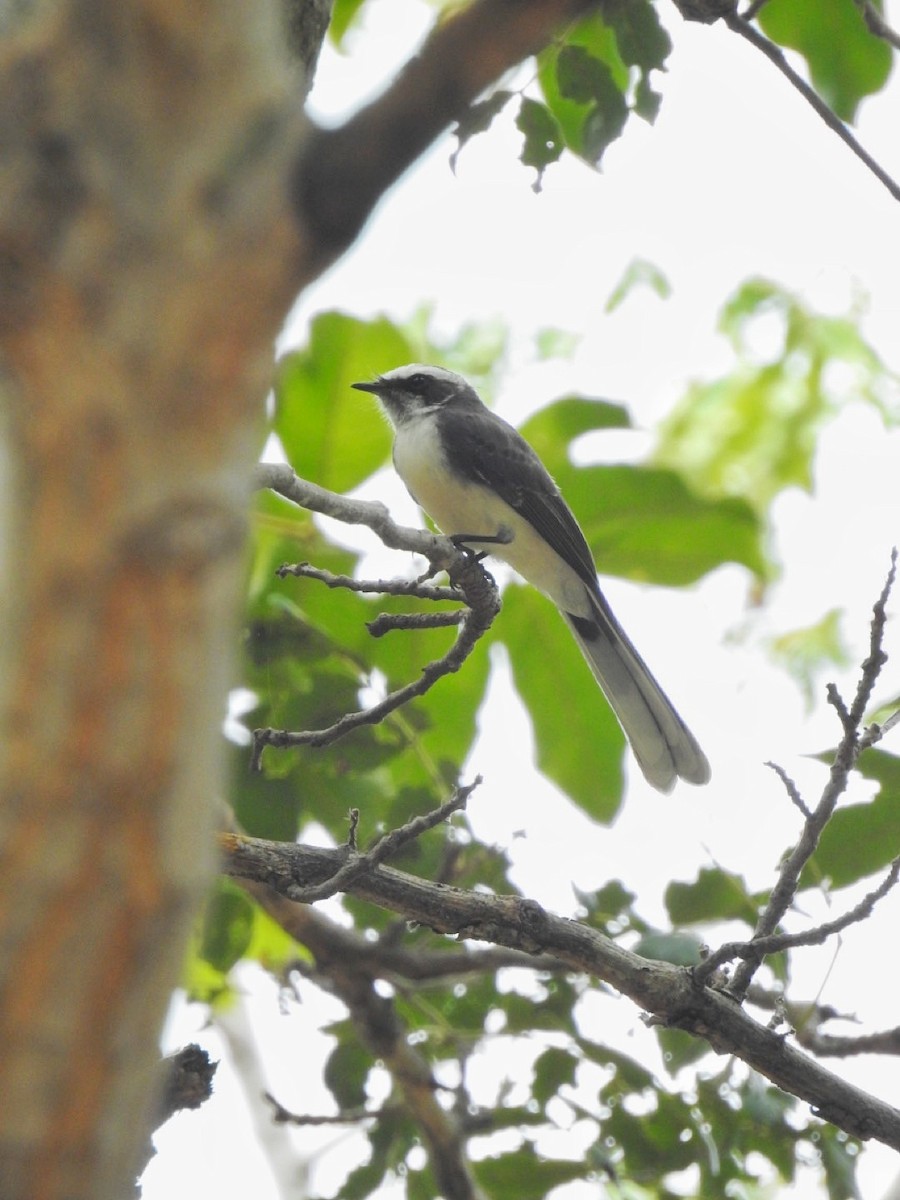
441, 406, 599, 592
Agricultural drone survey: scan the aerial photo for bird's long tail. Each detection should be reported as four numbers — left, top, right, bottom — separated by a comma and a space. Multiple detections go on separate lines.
563, 591, 710, 793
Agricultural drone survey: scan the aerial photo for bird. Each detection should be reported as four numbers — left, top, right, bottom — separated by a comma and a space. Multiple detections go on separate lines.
351, 364, 710, 793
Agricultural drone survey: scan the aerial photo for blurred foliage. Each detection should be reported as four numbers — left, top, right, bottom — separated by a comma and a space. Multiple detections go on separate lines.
605, 257, 672, 314
768, 609, 850, 708
758, 0, 893, 122
188, 292, 900, 1198
445, 0, 894, 187
655, 279, 899, 516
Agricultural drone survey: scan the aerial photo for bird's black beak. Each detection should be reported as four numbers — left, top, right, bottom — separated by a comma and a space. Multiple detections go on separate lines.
351, 379, 382, 395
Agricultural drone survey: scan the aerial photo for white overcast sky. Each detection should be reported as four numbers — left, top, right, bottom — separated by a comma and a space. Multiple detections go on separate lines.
145, 3, 900, 1198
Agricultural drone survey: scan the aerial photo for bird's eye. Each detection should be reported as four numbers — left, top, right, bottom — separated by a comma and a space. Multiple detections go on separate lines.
408, 373, 427, 389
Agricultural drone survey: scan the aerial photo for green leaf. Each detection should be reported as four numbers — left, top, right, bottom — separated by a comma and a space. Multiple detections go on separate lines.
274, 311, 412, 493
501, 583, 626, 821
518, 394, 631, 471
633, 929, 704, 966
537, 17, 629, 171
451, 91, 513, 171
605, 257, 672, 313
198, 880, 256, 973
820, 1125, 863, 1200
328, 0, 367, 47
633, 73, 663, 123
324, 1030, 370, 1109
576, 878, 641, 933
656, 1026, 710, 1073
759, 0, 892, 122
519, 402, 764, 582
534, 327, 582, 360
768, 609, 850, 707
555, 45, 628, 165
606, 0, 673, 72
532, 1046, 579, 1104
657, 279, 898, 516
570, 464, 765, 585
665, 866, 760, 926
515, 97, 564, 191
801, 749, 900, 889
474, 1146, 587, 1199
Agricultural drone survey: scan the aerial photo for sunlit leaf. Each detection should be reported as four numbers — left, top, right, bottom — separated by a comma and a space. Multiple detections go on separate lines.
759, 0, 892, 122
328, 0, 367, 47
534, 327, 582, 360
657, 279, 898, 515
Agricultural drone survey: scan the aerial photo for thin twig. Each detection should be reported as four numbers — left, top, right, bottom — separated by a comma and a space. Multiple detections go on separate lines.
265, 1092, 380, 1125
278, 561, 461, 603
765, 761, 811, 819
278, 782, 479, 905
797, 1025, 900, 1058
720, 554, 897, 1000
367, 610, 465, 636
726, 14, 900, 205
251, 465, 501, 770
695, 857, 900, 983
856, 0, 900, 50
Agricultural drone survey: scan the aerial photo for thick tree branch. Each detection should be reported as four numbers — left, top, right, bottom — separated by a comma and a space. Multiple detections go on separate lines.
220, 832, 900, 1152
291, 0, 599, 268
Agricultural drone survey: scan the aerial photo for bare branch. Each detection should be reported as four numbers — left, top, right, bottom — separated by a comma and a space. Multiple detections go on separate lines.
291, 0, 599, 268
765, 761, 811, 819
724, 555, 897, 1000
267, 782, 478, 906
251, 466, 501, 770
797, 1026, 900, 1058
277, 561, 461, 603
696, 857, 900, 981
220, 831, 900, 1152
855, 0, 900, 51
368, 610, 466, 636
724, 14, 900, 205
265, 1093, 378, 1126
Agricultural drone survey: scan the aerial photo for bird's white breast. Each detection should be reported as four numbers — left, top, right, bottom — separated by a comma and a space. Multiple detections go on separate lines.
391, 414, 591, 617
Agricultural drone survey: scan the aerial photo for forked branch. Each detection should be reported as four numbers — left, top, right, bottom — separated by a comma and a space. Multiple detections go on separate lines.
250, 465, 501, 771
